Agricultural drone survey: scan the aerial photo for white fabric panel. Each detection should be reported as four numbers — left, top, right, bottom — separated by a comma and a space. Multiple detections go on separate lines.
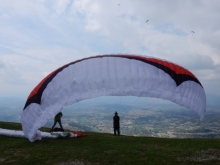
0, 128, 78, 139
21, 56, 206, 142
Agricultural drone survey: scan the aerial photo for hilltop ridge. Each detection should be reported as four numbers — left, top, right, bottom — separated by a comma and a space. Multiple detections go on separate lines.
0, 121, 220, 165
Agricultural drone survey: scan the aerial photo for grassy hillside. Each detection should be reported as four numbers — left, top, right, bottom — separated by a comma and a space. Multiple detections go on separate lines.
0, 121, 220, 165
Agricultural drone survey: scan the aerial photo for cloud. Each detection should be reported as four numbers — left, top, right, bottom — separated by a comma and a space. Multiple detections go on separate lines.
52, 0, 71, 15
0, 61, 5, 69
0, 0, 220, 97
69, 1, 220, 57
0, 60, 26, 85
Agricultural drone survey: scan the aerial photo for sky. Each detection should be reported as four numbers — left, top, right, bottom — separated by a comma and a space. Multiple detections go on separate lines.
0, 0, 220, 100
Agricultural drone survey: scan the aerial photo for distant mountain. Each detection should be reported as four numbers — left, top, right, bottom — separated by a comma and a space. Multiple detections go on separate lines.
1, 93, 219, 109
0, 93, 219, 123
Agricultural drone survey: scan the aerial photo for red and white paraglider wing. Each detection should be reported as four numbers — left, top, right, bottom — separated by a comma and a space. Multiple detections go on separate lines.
21, 54, 206, 142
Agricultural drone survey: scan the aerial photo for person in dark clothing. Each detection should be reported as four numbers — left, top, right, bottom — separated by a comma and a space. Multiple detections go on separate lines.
51, 112, 63, 132
113, 111, 120, 136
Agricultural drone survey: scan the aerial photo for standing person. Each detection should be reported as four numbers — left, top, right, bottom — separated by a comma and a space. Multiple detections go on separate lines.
113, 111, 120, 136
50, 111, 63, 132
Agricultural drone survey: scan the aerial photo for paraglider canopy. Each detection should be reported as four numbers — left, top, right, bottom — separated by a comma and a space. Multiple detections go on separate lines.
21, 54, 206, 142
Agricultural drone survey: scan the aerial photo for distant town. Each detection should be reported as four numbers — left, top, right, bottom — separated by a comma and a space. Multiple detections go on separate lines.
1, 96, 220, 138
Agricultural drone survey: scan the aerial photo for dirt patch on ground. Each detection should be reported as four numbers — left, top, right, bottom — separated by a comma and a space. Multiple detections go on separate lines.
178, 149, 220, 162
104, 150, 116, 153
58, 160, 99, 165
0, 158, 5, 162
58, 161, 85, 165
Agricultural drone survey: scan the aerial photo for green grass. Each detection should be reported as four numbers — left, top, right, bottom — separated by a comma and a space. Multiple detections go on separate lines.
0, 121, 220, 165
